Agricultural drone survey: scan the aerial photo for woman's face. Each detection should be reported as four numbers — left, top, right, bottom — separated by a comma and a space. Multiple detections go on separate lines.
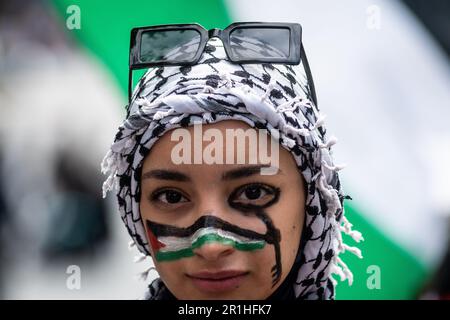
140, 120, 306, 299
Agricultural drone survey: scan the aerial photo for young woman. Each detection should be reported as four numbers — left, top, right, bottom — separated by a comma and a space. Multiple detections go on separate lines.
101, 23, 363, 300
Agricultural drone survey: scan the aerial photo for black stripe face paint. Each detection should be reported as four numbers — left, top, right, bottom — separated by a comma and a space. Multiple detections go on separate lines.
147, 215, 274, 241
228, 187, 282, 287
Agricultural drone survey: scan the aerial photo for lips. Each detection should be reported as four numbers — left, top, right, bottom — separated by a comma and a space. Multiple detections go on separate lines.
187, 270, 249, 293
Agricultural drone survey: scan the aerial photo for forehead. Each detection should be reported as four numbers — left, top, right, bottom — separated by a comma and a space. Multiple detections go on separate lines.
141, 119, 298, 180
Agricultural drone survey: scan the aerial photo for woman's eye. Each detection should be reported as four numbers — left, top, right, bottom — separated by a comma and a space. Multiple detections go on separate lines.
230, 184, 278, 208
240, 186, 265, 200
151, 189, 189, 205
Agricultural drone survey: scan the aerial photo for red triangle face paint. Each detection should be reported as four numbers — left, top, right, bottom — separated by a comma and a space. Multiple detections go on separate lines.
147, 226, 166, 252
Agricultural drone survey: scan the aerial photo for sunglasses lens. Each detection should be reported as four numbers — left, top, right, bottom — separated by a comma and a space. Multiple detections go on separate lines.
229, 27, 290, 60
140, 29, 201, 63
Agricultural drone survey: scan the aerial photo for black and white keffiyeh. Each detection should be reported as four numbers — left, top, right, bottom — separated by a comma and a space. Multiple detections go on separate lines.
101, 37, 363, 300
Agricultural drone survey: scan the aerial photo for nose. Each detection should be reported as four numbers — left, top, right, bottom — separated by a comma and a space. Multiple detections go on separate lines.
192, 239, 235, 261
192, 196, 236, 261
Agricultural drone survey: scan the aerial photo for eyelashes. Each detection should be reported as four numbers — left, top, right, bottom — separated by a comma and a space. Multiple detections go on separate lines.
148, 183, 280, 210
150, 188, 190, 209
228, 183, 280, 210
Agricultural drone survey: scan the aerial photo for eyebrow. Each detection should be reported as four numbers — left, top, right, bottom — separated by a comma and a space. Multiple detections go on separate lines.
221, 165, 282, 181
142, 169, 191, 182
142, 165, 282, 182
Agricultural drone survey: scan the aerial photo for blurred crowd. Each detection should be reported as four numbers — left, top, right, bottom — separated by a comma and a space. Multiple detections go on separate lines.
0, 0, 149, 299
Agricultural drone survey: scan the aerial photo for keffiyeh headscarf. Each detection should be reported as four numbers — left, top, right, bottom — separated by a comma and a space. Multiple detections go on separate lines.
102, 37, 363, 300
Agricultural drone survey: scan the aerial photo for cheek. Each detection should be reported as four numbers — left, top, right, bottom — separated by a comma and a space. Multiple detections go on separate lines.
142, 224, 187, 296
282, 219, 302, 259
272, 199, 304, 270
153, 259, 187, 297
139, 191, 153, 220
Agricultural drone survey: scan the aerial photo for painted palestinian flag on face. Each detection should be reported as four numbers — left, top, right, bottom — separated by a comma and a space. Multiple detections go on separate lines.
146, 216, 271, 262
146, 225, 266, 262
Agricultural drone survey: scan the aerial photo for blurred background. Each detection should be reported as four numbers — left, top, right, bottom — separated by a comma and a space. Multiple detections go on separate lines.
0, 0, 449, 299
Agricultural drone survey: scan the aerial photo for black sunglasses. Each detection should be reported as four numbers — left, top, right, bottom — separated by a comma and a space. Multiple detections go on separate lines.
128, 22, 317, 106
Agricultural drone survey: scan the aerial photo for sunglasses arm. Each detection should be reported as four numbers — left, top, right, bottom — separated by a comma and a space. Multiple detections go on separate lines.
128, 68, 133, 103
300, 44, 318, 107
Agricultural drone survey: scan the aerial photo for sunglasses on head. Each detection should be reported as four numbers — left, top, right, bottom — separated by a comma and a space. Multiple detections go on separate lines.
128, 22, 317, 106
